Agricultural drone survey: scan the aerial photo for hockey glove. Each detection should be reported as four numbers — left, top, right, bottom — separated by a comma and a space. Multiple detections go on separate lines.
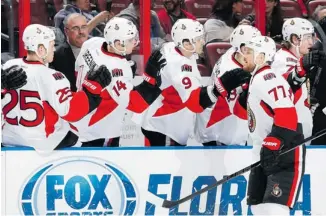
129, 60, 137, 78
82, 65, 112, 95
143, 49, 166, 87
1, 65, 27, 91
134, 50, 166, 106
81, 65, 112, 113
297, 50, 326, 78
260, 124, 303, 176
238, 83, 249, 109
213, 68, 251, 98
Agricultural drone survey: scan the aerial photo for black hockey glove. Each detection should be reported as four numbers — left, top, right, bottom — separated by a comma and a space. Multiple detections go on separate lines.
143, 49, 166, 87
82, 65, 112, 95
213, 68, 251, 98
1, 65, 27, 91
82, 65, 112, 112
238, 84, 249, 109
298, 50, 326, 77
134, 50, 166, 105
260, 124, 303, 176
129, 60, 137, 78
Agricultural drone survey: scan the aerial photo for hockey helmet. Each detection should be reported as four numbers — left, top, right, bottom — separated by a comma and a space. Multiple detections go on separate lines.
171, 18, 205, 51
23, 24, 55, 53
245, 36, 276, 63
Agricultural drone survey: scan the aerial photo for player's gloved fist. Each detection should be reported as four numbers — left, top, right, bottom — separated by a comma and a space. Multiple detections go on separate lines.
238, 85, 249, 109
128, 60, 137, 78
298, 50, 326, 77
143, 50, 167, 87
260, 124, 302, 175
213, 68, 251, 98
1, 65, 27, 91
82, 65, 112, 95
260, 136, 283, 175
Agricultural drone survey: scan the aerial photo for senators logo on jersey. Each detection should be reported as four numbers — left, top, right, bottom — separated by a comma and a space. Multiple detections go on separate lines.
112, 68, 124, 77
181, 64, 192, 72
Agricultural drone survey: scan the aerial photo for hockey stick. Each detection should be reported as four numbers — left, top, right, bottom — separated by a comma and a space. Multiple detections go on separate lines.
162, 128, 326, 208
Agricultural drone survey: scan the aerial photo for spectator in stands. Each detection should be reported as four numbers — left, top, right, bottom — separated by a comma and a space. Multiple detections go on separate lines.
54, 0, 113, 37
157, 0, 196, 36
204, 0, 243, 43
312, 5, 326, 22
50, 13, 89, 91
117, 0, 165, 39
240, 0, 283, 42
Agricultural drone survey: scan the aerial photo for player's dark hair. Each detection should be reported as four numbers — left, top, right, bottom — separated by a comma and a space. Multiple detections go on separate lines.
281, 41, 291, 49
281, 34, 299, 49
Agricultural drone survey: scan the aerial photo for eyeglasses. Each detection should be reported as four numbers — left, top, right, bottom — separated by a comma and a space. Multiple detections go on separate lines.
66, 25, 88, 32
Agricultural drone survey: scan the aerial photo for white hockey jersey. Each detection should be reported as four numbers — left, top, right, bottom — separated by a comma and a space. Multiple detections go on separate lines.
271, 48, 312, 139
194, 48, 248, 145
247, 66, 298, 158
1, 58, 85, 151
74, 37, 134, 142
134, 42, 203, 144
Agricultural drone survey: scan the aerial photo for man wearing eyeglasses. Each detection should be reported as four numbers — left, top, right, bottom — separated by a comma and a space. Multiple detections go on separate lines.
51, 13, 89, 92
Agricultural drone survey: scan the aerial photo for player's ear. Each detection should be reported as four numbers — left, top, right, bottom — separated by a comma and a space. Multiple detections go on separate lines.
114, 40, 122, 48
256, 53, 265, 65
182, 40, 191, 50
290, 34, 300, 46
37, 45, 46, 57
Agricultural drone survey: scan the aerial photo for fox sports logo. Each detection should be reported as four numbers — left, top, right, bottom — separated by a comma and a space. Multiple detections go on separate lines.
19, 157, 138, 215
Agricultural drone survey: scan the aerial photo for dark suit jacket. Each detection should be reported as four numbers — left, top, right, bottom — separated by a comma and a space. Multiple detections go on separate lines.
50, 42, 77, 92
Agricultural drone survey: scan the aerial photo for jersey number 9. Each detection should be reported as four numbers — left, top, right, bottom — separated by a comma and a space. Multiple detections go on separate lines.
182, 77, 192, 89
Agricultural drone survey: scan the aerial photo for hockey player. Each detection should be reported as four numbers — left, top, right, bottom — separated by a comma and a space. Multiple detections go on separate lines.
134, 19, 252, 146
74, 17, 164, 147
271, 18, 325, 142
194, 25, 261, 146
1, 65, 27, 94
244, 36, 304, 215
1, 24, 111, 152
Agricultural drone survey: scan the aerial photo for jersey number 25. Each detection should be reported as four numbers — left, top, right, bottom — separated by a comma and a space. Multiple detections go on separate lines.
3, 90, 44, 127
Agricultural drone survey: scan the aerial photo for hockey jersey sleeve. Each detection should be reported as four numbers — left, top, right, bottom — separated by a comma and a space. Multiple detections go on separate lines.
272, 51, 306, 94
271, 52, 294, 77
41, 70, 92, 122
253, 72, 298, 131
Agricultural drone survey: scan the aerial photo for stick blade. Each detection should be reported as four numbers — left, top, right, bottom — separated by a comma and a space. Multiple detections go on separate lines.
162, 199, 178, 208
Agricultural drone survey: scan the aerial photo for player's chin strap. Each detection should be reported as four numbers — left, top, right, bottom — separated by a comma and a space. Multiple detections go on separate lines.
180, 43, 196, 53
290, 40, 302, 58
111, 40, 127, 56
251, 55, 266, 76
160, 127, 326, 209
36, 50, 49, 65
